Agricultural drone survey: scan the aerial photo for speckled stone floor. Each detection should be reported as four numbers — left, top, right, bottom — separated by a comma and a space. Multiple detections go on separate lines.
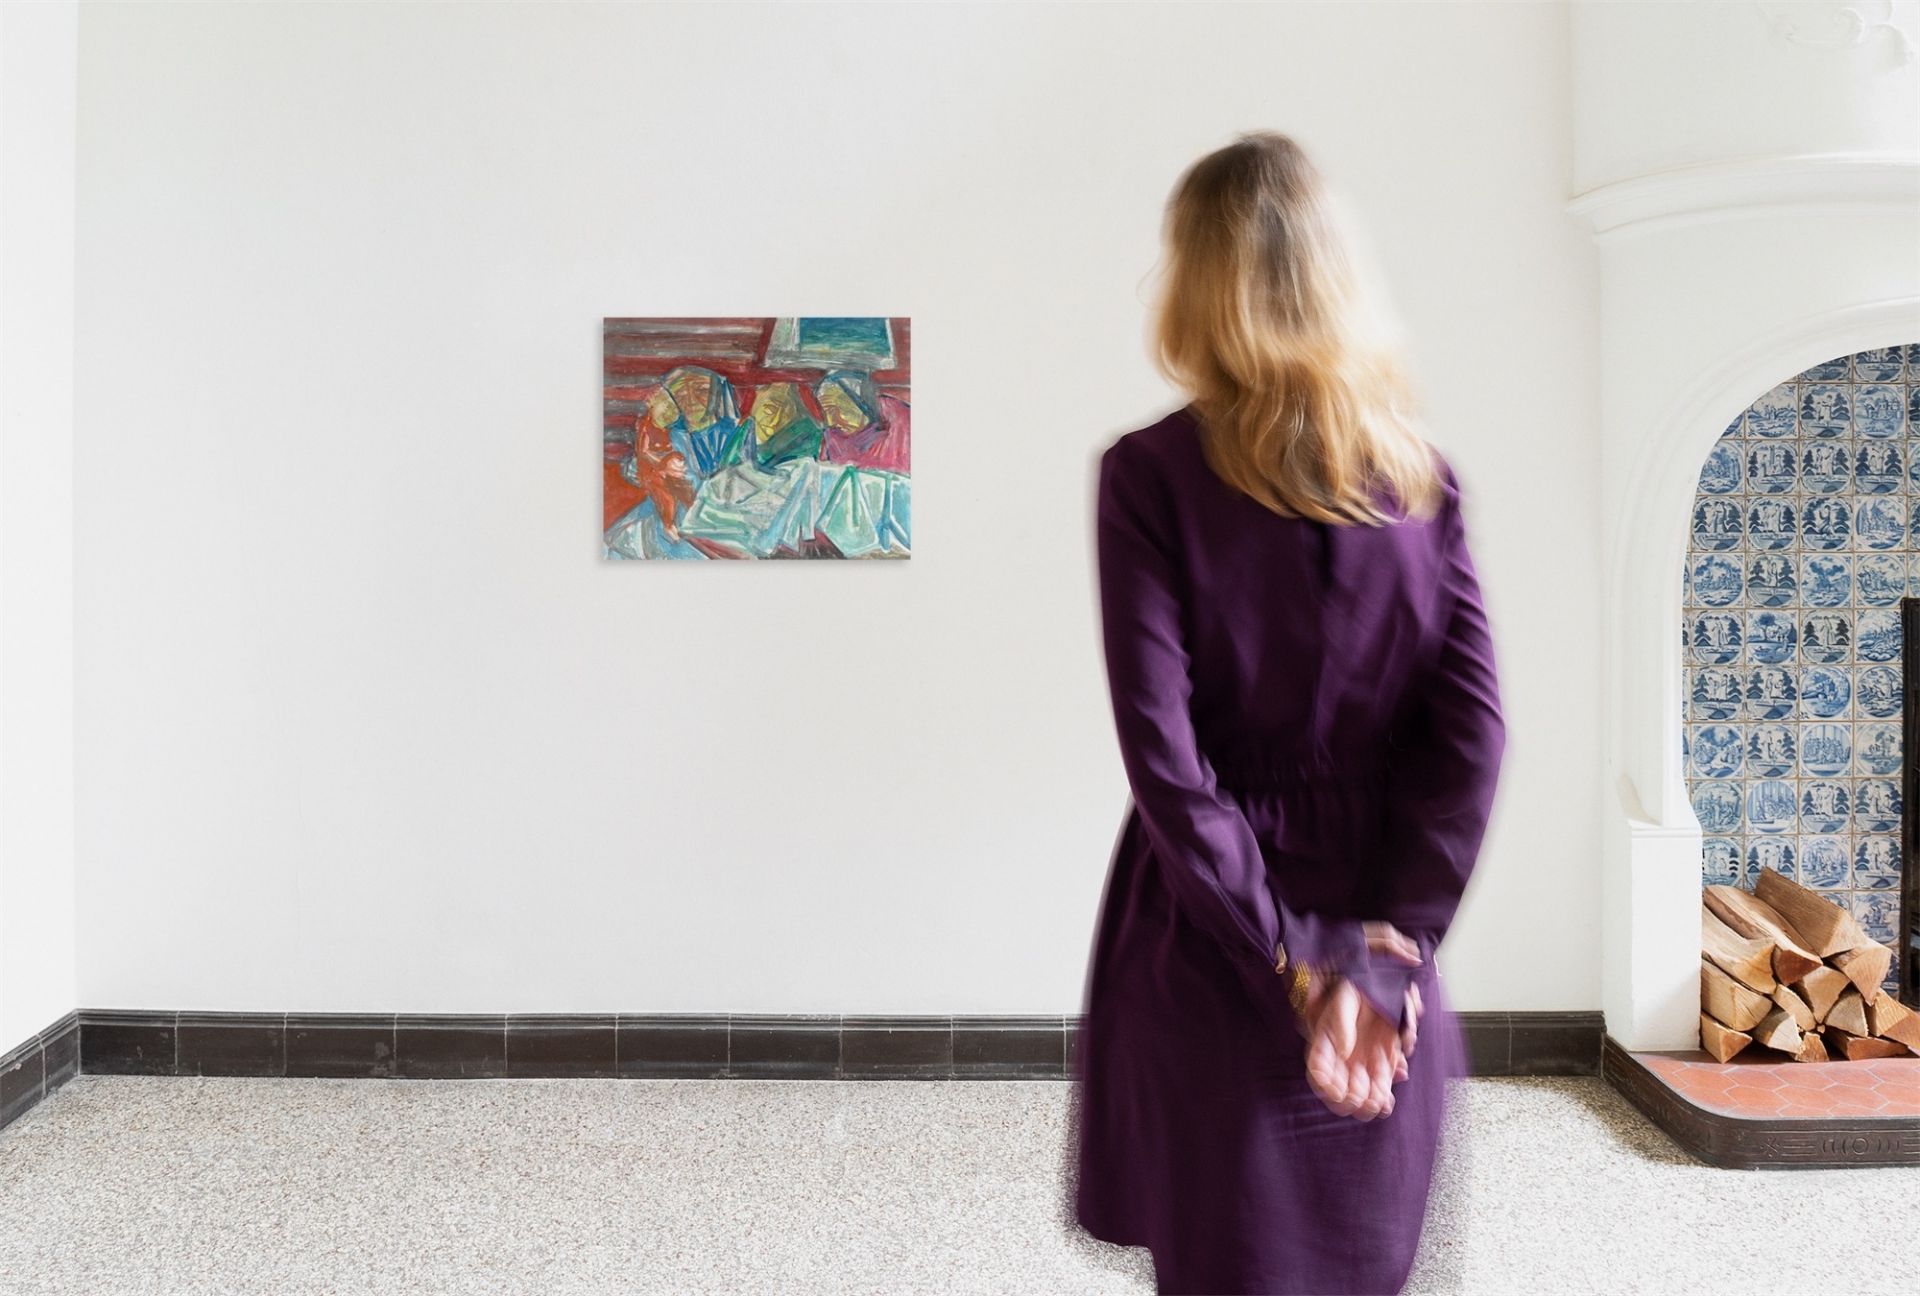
0, 1075, 1911, 1295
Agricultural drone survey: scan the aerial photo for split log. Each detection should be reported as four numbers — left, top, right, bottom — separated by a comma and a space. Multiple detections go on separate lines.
1832, 943, 1892, 1005
1702, 959, 1774, 1032
1794, 965, 1850, 1022
1751, 1008, 1804, 1055
1703, 885, 1822, 984
1827, 987, 1870, 1037
1770, 982, 1817, 1033
1822, 1028, 1910, 1061
1753, 868, 1868, 956
1702, 906, 1776, 993
1700, 1014, 1752, 1062
1865, 994, 1920, 1052
1793, 1031, 1830, 1064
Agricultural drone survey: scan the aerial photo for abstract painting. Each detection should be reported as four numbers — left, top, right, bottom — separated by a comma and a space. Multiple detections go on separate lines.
602, 317, 911, 559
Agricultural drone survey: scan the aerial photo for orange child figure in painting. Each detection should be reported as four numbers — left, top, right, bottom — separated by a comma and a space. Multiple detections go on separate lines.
604, 388, 699, 538
630, 392, 698, 535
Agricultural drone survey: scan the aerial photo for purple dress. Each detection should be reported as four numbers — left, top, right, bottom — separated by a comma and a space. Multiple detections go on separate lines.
1070, 406, 1506, 1295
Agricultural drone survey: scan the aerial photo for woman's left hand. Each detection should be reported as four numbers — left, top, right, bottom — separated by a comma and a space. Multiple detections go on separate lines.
1300, 977, 1404, 1121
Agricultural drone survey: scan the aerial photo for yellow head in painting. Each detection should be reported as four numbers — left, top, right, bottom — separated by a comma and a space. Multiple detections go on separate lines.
751, 382, 806, 442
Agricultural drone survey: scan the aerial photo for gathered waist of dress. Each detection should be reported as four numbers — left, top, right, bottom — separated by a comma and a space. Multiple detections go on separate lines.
1205, 745, 1394, 792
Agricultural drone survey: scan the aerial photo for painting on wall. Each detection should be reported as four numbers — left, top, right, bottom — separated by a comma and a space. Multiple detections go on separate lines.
602, 317, 911, 560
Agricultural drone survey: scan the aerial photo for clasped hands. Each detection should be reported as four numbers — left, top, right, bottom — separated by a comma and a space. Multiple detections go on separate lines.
1293, 921, 1425, 1122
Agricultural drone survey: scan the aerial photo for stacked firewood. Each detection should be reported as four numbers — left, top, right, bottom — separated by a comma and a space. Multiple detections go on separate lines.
1700, 870, 1919, 1062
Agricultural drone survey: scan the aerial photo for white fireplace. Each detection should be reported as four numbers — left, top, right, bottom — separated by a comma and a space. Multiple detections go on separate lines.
1572, 3, 1920, 1048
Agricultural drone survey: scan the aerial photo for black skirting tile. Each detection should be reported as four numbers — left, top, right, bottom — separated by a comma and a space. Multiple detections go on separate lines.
1459, 1012, 1511, 1077
507, 1016, 617, 1078
1509, 1011, 1603, 1075
286, 1015, 397, 1078
80, 1012, 177, 1076
42, 1018, 80, 1091
953, 1016, 1065, 1078
842, 1016, 952, 1078
1, 1046, 42, 1128
616, 1015, 727, 1078
728, 1014, 840, 1078
177, 1014, 286, 1077
396, 1015, 506, 1079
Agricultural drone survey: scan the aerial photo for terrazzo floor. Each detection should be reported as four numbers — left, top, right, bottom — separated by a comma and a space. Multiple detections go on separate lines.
0, 1074, 1912, 1295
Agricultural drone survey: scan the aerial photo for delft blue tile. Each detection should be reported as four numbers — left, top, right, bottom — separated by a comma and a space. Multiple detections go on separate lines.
1853, 836, 1901, 889
1694, 498, 1744, 550
1690, 554, 1743, 607
1799, 835, 1850, 889
1800, 384, 1851, 435
1700, 441, 1744, 492
1801, 610, 1851, 661
1701, 838, 1742, 886
1691, 613, 1743, 664
1800, 780, 1850, 832
1855, 384, 1906, 437
1744, 612, 1796, 664
1799, 723, 1852, 776
1854, 609, 1901, 662
1801, 357, 1850, 382
1748, 383, 1798, 436
1692, 781, 1743, 835
1855, 664, 1901, 717
1743, 664, 1797, 719
1691, 667, 1744, 720
1908, 381, 1920, 430
1848, 891, 1898, 942
1801, 440, 1851, 492
1746, 553, 1795, 606
1747, 497, 1798, 549
1801, 554, 1852, 607
1745, 723, 1796, 776
1852, 777, 1901, 832
1854, 439, 1902, 492
1855, 496, 1905, 549
1744, 779, 1798, 833
1689, 724, 1743, 778
1801, 495, 1851, 548
1855, 722, 1901, 775
1855, 553, 1905, 604
1799, 664, 1852, 718
1745, 835, 1795, 882
1744, 441, 1792, 492
1720, 412, 1744, 439
1853, 347, 1904, 383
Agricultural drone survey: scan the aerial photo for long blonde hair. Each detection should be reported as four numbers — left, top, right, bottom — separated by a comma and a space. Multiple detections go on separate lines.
1151, 131, 1441, 525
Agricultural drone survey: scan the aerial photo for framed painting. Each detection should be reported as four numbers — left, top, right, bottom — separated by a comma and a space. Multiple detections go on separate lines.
602, 316, 911, 559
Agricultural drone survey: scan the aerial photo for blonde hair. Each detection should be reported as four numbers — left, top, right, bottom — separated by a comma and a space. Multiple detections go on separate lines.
1151, 131, 1442, 525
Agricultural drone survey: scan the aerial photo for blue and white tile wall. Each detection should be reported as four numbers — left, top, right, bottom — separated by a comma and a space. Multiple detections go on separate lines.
1683, 343, 1917, 997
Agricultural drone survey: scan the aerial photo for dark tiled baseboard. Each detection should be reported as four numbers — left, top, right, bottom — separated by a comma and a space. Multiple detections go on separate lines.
0, 1009, 1604, 1133
1600, 1035, 1920, 1170
0, 1013, 80, 1131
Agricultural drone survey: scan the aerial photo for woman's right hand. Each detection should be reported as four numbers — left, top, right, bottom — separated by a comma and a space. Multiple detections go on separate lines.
1362, 921, 1425, 1075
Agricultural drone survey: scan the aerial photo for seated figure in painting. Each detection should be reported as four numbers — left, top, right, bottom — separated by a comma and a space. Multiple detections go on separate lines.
603, 373, 734, 559
724, 381, 824, 469
816, 369, 910, 473
654, 365, 743, 481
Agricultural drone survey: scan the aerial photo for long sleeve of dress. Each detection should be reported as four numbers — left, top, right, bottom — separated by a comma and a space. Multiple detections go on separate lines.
1346, 470, 1507, 1025
1095, 438, 1374, 998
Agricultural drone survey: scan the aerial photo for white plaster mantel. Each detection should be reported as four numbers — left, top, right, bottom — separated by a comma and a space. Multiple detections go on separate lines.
1571, 3, 1920, 1048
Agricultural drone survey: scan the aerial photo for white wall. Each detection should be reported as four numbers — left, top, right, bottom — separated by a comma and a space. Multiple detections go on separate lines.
0, 0, 79, 1055
73, 1, 1599, 1015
